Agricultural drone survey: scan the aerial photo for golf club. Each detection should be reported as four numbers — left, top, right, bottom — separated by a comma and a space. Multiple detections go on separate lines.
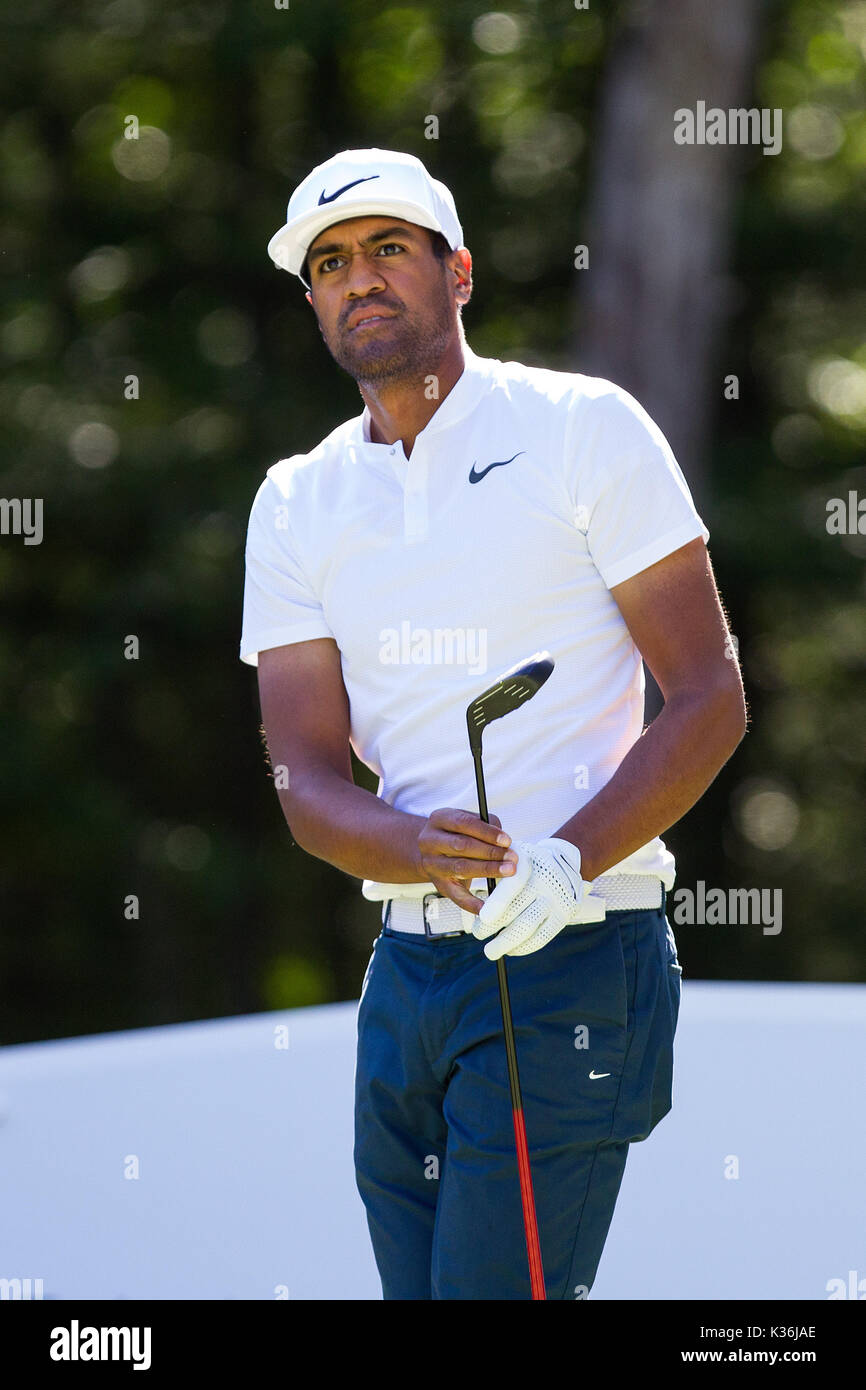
466, 650, 554, 1301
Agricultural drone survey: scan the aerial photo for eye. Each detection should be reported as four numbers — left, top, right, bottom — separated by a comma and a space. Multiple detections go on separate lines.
376, 242, 404, 256
318, 255, 344, 274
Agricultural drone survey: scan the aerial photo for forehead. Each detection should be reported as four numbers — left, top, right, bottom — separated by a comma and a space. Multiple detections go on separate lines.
307, 215, 424, 255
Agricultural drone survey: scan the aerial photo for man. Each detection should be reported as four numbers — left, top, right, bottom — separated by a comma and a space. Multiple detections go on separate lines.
240, 147, 746, 1300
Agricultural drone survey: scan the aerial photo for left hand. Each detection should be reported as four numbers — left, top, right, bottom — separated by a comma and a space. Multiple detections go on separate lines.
472, 837, 606, 959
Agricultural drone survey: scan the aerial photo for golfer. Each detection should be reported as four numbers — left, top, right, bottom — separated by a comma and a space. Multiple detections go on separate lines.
240, 148, 746, 1300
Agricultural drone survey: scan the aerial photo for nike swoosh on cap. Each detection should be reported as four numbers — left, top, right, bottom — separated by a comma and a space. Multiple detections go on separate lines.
468, 451, 525, 484
318, 175, 380, 205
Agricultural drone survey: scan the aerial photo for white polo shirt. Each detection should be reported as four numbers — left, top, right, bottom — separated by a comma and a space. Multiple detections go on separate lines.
240, 343, 709, 893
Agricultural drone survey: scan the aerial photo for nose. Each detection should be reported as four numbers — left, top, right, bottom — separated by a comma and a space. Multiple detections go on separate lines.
343, 248, 386, 299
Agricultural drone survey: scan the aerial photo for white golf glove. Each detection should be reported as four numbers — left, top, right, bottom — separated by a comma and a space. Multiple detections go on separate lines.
472, 837, 606, 960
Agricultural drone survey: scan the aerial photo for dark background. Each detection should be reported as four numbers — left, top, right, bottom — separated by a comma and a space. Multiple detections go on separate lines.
2, 0, 864, 1044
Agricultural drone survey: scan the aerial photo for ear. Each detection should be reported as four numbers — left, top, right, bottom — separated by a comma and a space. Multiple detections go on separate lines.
452, 247, 473, 305
304, 288, 325, 339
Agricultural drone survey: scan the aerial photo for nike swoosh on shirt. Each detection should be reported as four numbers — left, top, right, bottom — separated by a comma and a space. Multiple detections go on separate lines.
468, 451, 525, 484
318, 175, 380, 205
589, 1071, 611, 1080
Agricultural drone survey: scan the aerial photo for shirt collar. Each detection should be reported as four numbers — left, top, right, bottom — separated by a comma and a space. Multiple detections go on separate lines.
355, 342, 493, 446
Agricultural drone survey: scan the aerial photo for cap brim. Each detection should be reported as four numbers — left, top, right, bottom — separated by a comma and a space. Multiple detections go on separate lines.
267, 198, 447, 276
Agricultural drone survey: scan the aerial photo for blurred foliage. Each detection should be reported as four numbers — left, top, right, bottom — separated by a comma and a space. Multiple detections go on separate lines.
675, 0, 866, 985
0, 0, 864, 1043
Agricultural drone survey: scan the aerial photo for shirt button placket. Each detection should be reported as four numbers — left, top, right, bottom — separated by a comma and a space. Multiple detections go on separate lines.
403, 449, 428, 543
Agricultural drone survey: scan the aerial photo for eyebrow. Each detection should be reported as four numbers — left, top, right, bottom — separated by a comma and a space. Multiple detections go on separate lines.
307, 225, 421, 268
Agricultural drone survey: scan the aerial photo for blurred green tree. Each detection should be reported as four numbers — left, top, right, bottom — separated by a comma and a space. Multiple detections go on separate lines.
0, 0, 863, 1044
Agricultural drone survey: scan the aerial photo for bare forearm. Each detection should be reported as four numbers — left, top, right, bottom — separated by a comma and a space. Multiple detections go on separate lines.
277, 765, 428, 882
553, 685, 746, 882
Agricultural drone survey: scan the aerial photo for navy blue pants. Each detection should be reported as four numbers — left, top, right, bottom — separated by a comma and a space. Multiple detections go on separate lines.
354, 896, 681, 1300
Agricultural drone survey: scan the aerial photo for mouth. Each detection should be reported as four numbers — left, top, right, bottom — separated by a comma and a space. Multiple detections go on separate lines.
347, 311, 396, 332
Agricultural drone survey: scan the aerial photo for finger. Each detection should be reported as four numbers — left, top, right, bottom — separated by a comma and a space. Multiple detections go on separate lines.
431, 877, 485, 913
484, 901, 550, 960
433, 856, 517, 880
506, 917, 566, 956
429, 808, 513, 848
434, 833, 518, 863
453, 878, 486, 915
475, 844, 533, 929
472, 875, 533, 941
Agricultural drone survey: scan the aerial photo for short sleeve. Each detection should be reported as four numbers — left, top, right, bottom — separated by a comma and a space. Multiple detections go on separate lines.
239, 473, 334, 666
569, 381, 710, 590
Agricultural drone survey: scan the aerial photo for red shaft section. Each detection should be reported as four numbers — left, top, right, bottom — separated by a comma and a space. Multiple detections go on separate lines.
511, 1107, 547, 1299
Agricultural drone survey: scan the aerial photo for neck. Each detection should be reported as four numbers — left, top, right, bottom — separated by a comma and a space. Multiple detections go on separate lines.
362, 333, 466, 457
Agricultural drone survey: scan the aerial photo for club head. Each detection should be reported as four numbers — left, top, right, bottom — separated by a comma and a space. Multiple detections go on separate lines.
467, 651, 554, 751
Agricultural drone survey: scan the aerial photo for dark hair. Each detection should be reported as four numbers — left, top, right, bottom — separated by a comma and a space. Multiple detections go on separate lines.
428, 229, 452, 261
301, 227, 453, 289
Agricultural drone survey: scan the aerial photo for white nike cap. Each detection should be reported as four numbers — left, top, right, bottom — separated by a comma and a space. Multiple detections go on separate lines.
267, 147, 463, 286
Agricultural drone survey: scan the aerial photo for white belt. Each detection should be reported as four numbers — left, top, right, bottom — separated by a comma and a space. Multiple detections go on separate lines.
383, 874, 663, 937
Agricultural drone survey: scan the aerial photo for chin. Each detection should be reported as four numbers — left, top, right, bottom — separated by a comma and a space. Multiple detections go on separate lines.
341, 347, 411, 382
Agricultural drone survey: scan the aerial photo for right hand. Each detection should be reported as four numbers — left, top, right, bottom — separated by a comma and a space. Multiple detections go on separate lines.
415, 807, 519, 914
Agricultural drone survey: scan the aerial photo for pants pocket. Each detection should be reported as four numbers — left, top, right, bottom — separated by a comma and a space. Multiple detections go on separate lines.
358, 934, 381, 1012
664, 916, 682, 971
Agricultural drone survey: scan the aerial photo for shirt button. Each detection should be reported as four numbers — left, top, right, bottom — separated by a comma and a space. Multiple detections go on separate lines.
389, 447, 396, 455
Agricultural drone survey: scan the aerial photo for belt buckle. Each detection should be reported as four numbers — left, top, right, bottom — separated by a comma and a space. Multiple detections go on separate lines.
423, 893, 464, 939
